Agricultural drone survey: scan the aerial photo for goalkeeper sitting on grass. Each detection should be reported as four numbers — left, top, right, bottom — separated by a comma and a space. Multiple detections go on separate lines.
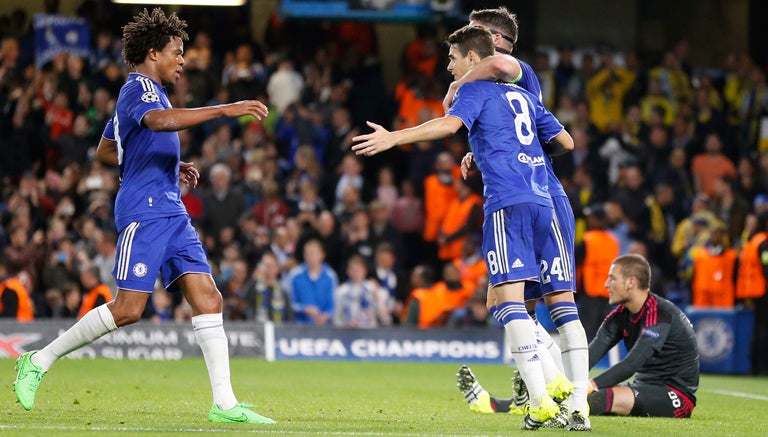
459, 254, 700, 418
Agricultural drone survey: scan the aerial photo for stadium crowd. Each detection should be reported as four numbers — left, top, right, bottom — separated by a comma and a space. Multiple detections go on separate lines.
0, 4, 767, 371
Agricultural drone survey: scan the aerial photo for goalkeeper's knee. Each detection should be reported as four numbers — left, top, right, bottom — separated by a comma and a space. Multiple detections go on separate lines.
587, 387, 613, 415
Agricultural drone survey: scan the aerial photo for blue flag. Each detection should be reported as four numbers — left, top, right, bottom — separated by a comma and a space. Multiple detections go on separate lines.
33, 14, 91, 68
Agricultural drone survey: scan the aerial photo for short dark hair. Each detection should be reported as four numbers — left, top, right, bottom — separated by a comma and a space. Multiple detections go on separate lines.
613, 254, 651, 290
121, 8, 188, 67
468, 6, 519, 46
446, 25, 495, 60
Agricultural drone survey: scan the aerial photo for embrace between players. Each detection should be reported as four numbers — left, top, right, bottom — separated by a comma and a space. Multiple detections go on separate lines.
352, 7, 700, 431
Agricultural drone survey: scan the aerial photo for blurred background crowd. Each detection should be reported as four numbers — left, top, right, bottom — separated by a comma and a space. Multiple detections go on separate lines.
1, 1, 767, 373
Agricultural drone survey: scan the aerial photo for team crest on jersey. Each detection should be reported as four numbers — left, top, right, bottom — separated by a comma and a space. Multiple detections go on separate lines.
132, 262, 148, 277
141, 91, 160, 103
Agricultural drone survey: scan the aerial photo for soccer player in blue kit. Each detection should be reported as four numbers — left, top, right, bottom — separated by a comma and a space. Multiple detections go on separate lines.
352, 25, 573, 430
449, 8, 591, 431
13, 8, 274, 424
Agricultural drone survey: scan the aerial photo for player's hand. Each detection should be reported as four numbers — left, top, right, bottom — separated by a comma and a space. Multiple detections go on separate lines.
443, 81, 460, 112
179, 161, 199, 188
223, 100, 269, 120
460, 152, 476, 180
351, 121, 396, 156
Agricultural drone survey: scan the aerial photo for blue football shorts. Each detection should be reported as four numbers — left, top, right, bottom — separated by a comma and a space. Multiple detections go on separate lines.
113, 215, 211, 293
482, 202, 552, 287
525, 195, 577, 301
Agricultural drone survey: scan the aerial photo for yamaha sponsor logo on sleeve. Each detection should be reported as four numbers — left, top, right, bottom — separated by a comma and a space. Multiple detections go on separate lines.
141, 91, 160, 103
132, 262, 148, 278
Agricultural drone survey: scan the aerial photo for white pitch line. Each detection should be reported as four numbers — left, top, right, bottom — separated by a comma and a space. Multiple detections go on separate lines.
703, 389, 768, 401
0, 424, 497, 437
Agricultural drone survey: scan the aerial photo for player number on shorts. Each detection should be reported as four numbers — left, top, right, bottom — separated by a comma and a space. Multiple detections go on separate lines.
540, 257, 565, 284
487, 250, 499, 275
505, 91, 534, 146
667, 391, 682, 408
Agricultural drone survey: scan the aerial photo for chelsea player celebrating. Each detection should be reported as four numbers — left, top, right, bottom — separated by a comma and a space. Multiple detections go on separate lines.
352, 25, 573, 430
14, 8, 274, 424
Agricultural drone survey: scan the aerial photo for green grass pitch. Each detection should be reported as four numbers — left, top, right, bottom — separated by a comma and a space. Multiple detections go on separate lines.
2, 358, 768, 436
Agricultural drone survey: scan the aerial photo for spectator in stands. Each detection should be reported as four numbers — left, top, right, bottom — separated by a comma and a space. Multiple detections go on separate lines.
422, 152, 458, 267
221, 258, 251, 321
290, 238, 337, 325
586, 46, 636, 134
252, 179, 288, 229
244, 251, 293, 324
266, 56, 303, 115
691, 223, 736, 308
711, 175, 751, 245
4, 225, 45, 293
437, 177, 483, 263
52, 282, 81, 319
333, 254, 390, 328
341, 208, 376, 273
202, 163, 247, 240
612, 163, 652, 243
0, 262, 34, 321
691, 132, 736, 198
733, 212, 768, 374
576, 204, 620, 340
77, 264, 113, 320
403, 264, 445, 328
368, 199, 403, 260
372, 242, 404, 323
452, 237, 487, 294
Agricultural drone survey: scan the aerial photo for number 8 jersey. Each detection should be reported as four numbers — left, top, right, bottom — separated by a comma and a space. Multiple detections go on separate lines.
447, 80, 563, 215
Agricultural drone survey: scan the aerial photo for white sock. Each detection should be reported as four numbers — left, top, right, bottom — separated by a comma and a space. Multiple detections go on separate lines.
497, 302, 548, 409
32, 304, 117, 371
533, 320, 563, 384
557, 320, 590, 414
534, 319, 565, 375
193, 313, 238, 410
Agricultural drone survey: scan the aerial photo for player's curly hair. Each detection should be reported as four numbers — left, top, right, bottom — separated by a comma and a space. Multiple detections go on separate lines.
121, 8, 188, 67
469, 6, 519, 47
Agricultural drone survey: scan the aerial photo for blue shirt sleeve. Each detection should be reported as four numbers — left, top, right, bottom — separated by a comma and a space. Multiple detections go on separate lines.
532, 97, 564, 142
447, 82, 484, 129
102, 114, 115, 140
123, 78, 166, 126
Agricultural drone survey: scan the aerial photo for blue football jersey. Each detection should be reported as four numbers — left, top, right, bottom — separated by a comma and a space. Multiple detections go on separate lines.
515, 59, 567, 199
102, 73, 186, 231
447, 81, 562, 215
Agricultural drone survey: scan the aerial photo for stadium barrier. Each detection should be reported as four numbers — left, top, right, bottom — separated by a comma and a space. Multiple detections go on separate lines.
1, 312, 754, 373
0, 320, 504, 364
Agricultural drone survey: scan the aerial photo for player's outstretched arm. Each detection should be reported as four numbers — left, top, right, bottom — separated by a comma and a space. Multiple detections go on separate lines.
142, 100, 269, 132
352, 116, 463, 157
96, 137, 118, 165
443, 54, 522, 111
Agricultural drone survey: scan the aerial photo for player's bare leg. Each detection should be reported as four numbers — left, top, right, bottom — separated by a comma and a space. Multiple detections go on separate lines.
15, 290, 148, 410
179, 273, 274, 424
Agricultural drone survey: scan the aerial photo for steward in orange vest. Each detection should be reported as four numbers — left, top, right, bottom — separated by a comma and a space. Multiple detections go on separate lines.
736, 230, 768, 300
577, 208, 620, 299
78, 265, 114, 319
691, 226, 737, 308
437, 177, 483, 261
423, 152, 459, 242
575, 204, 619, 340
0, 274, 35, 321
452, 238, 488, 292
